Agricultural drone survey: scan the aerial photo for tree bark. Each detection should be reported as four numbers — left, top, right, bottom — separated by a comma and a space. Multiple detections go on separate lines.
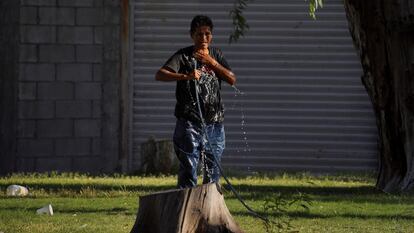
140, 138, 179, 174
130, 183, 244, 233
343, 0, 414, 192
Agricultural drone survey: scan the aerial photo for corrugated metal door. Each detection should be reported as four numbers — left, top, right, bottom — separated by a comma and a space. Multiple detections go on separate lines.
130, 0, 378, 172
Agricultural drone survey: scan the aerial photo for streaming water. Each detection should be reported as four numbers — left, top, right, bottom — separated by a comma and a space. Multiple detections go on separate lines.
199, 84, 254, 177
231, 85, 252, 154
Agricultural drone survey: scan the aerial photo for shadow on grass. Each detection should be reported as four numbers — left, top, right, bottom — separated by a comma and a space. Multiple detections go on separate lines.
0, 182, 376, 194
223, 184, 380, 195
221, 185, 414, 205
2, 183, 413, 205
3, 205, 413, 220
0, 183, 177, 193
1, 206, 136, 215
231, 210, 414, 221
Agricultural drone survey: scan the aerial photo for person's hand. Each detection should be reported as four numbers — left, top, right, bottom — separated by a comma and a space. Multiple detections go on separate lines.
193, 51, 218, 68
189, 69, 201, 81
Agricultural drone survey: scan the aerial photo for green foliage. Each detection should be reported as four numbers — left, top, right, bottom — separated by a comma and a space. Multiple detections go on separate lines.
229, 0, 251, 43
307, 0, 324, 19
262, 192, 312, 233
1, 173, 414, 232
230, 0, 324, 43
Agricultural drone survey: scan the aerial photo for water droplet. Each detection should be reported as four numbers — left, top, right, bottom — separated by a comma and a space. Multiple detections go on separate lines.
231, 85, 253, 161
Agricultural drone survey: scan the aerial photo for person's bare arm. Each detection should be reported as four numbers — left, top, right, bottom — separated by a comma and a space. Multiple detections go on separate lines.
155, 67, 200, 81
193, 52, 236, 86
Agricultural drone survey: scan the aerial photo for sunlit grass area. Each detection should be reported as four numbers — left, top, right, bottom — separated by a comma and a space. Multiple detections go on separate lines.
0, 172, 413, 233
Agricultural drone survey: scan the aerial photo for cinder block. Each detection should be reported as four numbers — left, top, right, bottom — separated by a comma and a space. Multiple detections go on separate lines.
101, 85, 118, 119
19, 82, 37, 100
36, 157, 72, 172
58, 27, 93, 44
20, 26, 56, 43
15, 158, 36, 172
39, 7, 75, 25
18, 101, 54, 119
17, 139, 54, 157
57, 64, 92, 81
72, 156, 102, 173
17, 120, 36, 138
21, 0, 56, 6
76, 45, 103, 63
55, 138, 91, 156
39, 45, 75, 63
100, 135, 118, 172
103, 0, 119, 7
19, 45, 37, 62
20, 7, 38, 24
75, 119, 101, 137
58, 0, 94, 7
101, 89, 119, 136
76, 8, 103, 26
93, 64, 102, 81
94, 0, 103, 7
55, 100, 91, 118
37, 82, 74, 100
91, 138, 101, 155
102, 61, 119, 82
103, 7, 120, 25
75, 82, 101, 100
103, 26, 120, 61
20, 63, 55, 81
92, 100, 101, 118
94, 26, 103, 44
37, 119, 73, 137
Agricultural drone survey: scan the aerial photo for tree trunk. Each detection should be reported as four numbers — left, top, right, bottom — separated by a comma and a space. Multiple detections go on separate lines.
343, 0, 414, 192
140, 138, 179, 174
130, 183, 244, 233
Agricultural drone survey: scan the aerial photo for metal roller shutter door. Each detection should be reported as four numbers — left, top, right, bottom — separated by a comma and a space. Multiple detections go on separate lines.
130, 0, 378, 172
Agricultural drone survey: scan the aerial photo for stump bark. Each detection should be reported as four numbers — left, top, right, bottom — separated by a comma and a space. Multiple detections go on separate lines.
130, 183, 244, 233
141, 138, 178, 174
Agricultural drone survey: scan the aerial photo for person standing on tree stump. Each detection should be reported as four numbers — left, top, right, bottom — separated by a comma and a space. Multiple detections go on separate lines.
155, 15, 236, 188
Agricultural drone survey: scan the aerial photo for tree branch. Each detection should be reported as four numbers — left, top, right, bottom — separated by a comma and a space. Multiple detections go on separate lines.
229, 0, 324, 43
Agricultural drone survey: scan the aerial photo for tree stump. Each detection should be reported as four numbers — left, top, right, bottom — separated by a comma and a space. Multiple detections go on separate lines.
141, 137, 178, 174
130, 183, 244, 233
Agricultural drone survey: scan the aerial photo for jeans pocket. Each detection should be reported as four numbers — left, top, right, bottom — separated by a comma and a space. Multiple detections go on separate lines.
205, 124, 225, 156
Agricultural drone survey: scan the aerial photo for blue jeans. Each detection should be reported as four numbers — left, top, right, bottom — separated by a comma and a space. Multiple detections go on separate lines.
173, 118, 225, 189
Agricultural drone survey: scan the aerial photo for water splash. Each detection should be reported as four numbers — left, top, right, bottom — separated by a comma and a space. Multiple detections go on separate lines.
231, 85, 252, 154
231, 85, 243, 95
229, 85, 242, 111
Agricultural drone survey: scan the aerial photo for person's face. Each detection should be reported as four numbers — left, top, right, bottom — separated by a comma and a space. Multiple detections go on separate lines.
191, 26, 212, 50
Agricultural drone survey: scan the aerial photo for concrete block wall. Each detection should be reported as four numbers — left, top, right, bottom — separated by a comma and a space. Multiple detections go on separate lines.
16, 0, 121, 173
0, 0, 20, 175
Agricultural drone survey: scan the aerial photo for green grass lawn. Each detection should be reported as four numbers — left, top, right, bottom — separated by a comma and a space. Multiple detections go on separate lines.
0, 173, 413, 233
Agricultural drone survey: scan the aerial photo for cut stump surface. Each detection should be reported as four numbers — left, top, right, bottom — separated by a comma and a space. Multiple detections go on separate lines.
130, 183, 244, 233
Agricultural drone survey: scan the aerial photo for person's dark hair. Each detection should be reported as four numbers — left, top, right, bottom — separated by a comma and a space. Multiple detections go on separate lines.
190, 15, 213, 35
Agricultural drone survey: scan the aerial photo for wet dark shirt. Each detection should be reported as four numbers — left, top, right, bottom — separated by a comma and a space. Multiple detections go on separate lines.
163, 46, 231, 124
